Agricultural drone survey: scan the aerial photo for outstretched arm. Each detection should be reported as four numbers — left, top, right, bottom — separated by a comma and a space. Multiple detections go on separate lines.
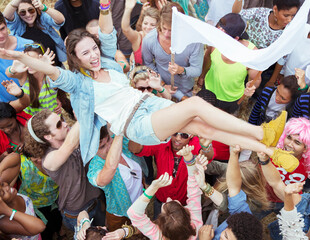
122, 0, 141, 50
257, 152, 286, 201
99, 0, 114, 34
96, 136, 123, 186
226, 145, 242, 197
0, 49, 60, 81
232, 0, 242, 13
32, 0, 65, 24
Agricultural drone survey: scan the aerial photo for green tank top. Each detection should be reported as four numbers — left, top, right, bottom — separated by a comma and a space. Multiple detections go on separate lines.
204, 41, 256, 102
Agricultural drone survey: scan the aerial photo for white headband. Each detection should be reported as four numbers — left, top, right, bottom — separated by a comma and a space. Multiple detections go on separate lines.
27, 117, 45, 144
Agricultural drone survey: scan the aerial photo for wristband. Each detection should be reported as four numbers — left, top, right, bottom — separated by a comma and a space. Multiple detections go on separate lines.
16, 89, 24, 99
258, 158, 270, 165
143, 191, 153, 200
200, 143, 212, 153
122, 228, 128, 238
299, 84, 309, 91
9, 209, 17, 221
159, 88, 165, 93
8, 66, 16, 75
184, 155, 195, 165
42, 4, 48, 12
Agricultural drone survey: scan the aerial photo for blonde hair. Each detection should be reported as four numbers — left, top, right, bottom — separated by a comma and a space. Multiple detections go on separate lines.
141, 7, 160, 25
215, 160, 270, 211
130, 66, 153, 88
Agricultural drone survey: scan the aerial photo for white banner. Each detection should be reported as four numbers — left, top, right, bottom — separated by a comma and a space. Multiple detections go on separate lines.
171, 0, 310, 71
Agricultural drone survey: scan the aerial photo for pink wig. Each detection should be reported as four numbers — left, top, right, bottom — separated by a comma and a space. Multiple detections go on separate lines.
277, 117, 310, 175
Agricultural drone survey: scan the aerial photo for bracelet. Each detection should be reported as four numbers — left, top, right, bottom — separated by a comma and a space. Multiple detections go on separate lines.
184, 155, 195, 165
100, 0, 111, 7
118, 61, 127, 70
206, 187, 215, 197
9, 209, 17, 221
201, 183, 212, 193
80, 218, 91, 227
200, 143, 212, 153
99, 9, 110, 15
16, 89, 24, 99
42, 4, 48, 11
122, 228, 128, 238
122, 224, 134, 238
143, 191, 153, 200
159, 87, 165, 93
258, 158, 270, 165
299, 84, 309, 91
8, 66, 16, 75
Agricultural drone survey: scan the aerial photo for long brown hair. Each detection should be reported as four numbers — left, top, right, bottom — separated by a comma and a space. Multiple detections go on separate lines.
158, 2, 184, 32
23, 109, 52, 158
215, 160, 270, 211
155, 201, 196, 240
18, 0, 42, 29
66, 28, 101, 72
24, 44, 51, 108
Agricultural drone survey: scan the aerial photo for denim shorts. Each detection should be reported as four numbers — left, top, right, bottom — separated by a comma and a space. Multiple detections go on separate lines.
126, 96, 174, 145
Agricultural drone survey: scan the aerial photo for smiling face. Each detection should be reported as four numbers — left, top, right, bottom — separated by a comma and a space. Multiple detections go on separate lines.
75, 37, 101, 72
171, 133, 191, 151
18, 2, 37, 27
142, 16, 158, 34
273, 6, 298, 29
0, 182, 17, 204
283, 134, 306, 160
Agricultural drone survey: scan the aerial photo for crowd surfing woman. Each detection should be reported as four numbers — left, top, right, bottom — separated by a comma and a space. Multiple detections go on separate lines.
130, 66, 171, 99
127, 145, 203, 240
3, 0, 66, 66
0, 0, 299, 172
5, 43, 59, 116
121, 0, 159, 66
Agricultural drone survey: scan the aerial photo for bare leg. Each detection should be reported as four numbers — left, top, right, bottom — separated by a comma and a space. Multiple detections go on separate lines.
151, 96, 263, 141
180, 117, 274, 156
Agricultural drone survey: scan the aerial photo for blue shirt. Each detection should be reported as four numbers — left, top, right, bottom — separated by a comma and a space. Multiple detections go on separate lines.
49, 28, 123, 165
0, 36, 32, 102
6, 12, 67, 62
214, 190, 252, 240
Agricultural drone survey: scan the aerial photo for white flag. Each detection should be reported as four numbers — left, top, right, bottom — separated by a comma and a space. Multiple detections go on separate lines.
171, 0, 310, 71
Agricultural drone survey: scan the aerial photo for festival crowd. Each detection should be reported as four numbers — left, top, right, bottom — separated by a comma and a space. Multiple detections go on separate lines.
0, 0, 310, 239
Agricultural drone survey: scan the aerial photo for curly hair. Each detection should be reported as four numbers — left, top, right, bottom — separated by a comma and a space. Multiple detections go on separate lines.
23, 109, 52, 158
277, 117, 310, 176
0, 102, 16, 120
227, 212, 263, 240
66, 28, 101, 72
215, 160, 270, 211
155, 201, 196, 240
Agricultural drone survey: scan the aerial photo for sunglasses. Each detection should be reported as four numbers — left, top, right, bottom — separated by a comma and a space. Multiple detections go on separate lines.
137, 86, 153, 92
173, 133, 190, 139
18, 8, 36, 16
24, 43, 45, 54
56, 119, 64, 129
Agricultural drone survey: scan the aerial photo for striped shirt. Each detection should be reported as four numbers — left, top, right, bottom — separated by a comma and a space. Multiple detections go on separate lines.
22, 80, 58, 116
292, 93, 310, 119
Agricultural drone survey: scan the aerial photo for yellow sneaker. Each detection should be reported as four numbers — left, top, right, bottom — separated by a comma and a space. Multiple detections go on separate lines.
271, 148, 299, 173
261, 111, 287, 147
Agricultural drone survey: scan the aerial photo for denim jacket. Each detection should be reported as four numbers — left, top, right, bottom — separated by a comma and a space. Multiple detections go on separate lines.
50, 29, 123, 165
7, 12, 67, 62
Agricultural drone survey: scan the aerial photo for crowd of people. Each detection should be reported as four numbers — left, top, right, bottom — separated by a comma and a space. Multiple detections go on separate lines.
0, 0, 310, 239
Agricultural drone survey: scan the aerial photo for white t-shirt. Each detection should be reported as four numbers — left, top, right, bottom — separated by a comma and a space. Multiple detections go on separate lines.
266, 90, 288, 120
118, 153, 143, 203
93, 69, 148, 135
278, 24, 310, 84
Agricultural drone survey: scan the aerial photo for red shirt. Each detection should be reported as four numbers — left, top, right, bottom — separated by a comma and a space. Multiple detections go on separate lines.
0, 111, 31, 155
136, 136, 201, 205
211, 141, 230, 161
267, 157, 307, 202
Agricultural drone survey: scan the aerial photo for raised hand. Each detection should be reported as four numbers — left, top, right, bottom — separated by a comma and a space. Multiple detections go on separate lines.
40, 48, 55, 65
1, 80, 23, 97
157, 0, 168, 10
230, 145, 241, 155
151, 172, 173, 189
198, 225, 215, 240
177, 144, 194, 161
147, 70, 161, 90
11, 60, 28, 73
295, 68, 306, 89
102, 228, 125, 240
244, 80, 256, 97
195, 154, 208, 169
32, 0, 43, 10
194, 164, 207, 189
284, 182, 305, 195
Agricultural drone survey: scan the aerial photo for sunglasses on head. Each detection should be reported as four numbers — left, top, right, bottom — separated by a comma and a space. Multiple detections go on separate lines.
24, 43, 45, 54
137, 86, 153, 92
18, 8, 36, 17
173, 133, 190, 139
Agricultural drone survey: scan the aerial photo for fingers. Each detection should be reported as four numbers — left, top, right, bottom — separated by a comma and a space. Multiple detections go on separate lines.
196, 154, 208, 168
